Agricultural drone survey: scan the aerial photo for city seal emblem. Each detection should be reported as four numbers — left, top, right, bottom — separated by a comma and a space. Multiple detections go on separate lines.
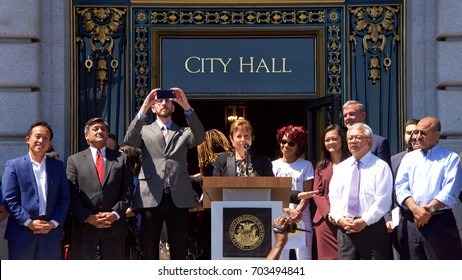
229, 214, 265, 250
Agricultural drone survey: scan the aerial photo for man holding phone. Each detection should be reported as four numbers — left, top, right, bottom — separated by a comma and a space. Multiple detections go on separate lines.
156, 89, 176, 99
123, 87, 205, 259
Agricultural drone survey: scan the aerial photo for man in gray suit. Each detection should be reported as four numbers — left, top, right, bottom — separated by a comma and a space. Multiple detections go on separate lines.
124, 87, 205, 259
67, 118, 132, 259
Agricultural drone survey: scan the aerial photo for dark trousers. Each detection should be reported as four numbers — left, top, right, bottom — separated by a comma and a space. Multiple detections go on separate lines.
391, 214, 406, 260
139, 193, 189, 260
337, 218, 389, 260
402, 210, 462, 260
71, 230, 125, 260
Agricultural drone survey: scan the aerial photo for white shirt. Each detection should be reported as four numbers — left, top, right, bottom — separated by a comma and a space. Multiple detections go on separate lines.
329, 152, 393, 226
26, 154, 58, 227
89, 146, 106, 167
31, 155, 47, 216
272, 158, 314, 213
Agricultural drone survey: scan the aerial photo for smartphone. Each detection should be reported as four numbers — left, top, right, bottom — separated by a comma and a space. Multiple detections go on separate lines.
157, 89, 175, 99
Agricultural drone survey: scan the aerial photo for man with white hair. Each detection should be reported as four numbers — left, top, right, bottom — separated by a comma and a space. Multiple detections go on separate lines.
329, 123, 393, 259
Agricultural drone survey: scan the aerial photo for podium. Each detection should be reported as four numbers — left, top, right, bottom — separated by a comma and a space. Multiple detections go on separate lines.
202, 176, 291, 260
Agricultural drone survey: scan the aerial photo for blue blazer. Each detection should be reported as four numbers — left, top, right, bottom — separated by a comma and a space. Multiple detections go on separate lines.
1, 154, 70, 241
371, 134, 391, 168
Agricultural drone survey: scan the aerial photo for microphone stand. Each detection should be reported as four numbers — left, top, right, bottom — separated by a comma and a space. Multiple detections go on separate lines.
244, 144, 250, 176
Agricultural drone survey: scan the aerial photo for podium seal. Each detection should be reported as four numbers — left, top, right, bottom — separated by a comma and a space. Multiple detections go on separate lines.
229, 214, 265, 250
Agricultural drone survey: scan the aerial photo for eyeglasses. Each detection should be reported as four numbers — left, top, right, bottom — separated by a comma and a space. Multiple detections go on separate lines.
281, 139, 296, 147
411, 138, 420, 143
347, 135, 367, 142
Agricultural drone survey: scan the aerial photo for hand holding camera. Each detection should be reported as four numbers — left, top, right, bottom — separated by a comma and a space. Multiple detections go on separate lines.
155, 87, 192, 111
156, 89, 176, 99
273, 220, 298, 233
273, 215, 311, 233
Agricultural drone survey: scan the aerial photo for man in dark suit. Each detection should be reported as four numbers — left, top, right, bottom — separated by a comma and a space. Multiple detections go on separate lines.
2, 121, 70, 259
67, 118, 132, 259
124, 87, 205, 259
342, 100, 391, 167
389, 119, 419, 260
391, 119, 420, 178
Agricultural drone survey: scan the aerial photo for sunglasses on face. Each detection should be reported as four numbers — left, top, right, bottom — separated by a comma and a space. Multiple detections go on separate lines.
281, 139, 296, 147
411, 138, 419, 143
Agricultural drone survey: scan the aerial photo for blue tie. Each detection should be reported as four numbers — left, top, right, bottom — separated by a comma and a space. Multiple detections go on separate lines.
348, 160, 360, 217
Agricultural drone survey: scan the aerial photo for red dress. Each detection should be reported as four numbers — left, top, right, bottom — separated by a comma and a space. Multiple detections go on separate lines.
312, 162, 339, 260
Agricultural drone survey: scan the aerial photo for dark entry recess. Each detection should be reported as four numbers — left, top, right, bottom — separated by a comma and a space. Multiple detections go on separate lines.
176, 98, 339, 176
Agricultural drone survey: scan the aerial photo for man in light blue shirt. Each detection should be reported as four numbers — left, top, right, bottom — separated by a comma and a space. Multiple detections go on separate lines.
395, 117, 462, 259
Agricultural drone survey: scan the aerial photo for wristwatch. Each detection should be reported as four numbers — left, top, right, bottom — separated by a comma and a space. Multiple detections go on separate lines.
429, 206, 436, 215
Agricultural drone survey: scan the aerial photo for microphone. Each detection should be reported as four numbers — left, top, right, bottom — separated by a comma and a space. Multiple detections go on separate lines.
244, 144, 250, 176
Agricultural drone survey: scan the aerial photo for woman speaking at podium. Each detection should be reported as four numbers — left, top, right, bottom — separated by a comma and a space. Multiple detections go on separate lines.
212, 119, 273, 177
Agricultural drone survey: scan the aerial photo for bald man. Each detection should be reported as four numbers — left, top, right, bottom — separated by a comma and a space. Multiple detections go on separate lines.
395, 117, 462, 259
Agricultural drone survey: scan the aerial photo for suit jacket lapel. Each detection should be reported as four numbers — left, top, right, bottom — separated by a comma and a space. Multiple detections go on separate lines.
149, 123, 166, 150
104, 149, 116, 184
226, 155, 236, 176
83, 148, 101, 185
165, 122, 179, 149
25, 154, 40, 200
45, 157, 56, 215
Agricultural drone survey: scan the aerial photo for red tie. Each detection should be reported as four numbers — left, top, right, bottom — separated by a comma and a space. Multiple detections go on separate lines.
96, 150, 104, 186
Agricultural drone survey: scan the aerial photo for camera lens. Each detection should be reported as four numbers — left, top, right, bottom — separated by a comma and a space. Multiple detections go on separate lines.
285, 222, 297, 233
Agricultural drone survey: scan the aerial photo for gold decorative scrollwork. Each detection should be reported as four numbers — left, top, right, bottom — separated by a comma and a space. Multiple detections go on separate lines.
76, 7, 127, 96
383, 55, 392, 71
85, 56, 93, 72
351, 6, 398, 53
328, 25, 342, 96
148, 9, 325, 25
96, 58, 108, 95
368, 55, 381, 84
349, 5, 400, 84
